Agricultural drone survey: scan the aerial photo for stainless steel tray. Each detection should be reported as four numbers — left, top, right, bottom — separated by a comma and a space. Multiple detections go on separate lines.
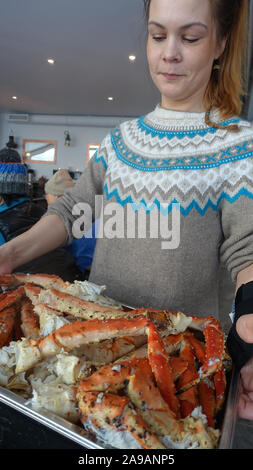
0, 366, 240, 449
0, 385, 103, 449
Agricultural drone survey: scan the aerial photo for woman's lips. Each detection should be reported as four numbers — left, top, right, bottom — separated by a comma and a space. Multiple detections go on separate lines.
161, 73, 184, 80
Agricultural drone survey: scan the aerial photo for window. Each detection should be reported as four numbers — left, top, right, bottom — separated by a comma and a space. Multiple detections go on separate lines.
23, 139, 57, 164
86, 143, 100, 166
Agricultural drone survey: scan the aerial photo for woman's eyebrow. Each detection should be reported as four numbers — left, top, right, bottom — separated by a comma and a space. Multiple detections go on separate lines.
181, 22, 208, 31
148, 21, 166, 29
148, 20, 208, 31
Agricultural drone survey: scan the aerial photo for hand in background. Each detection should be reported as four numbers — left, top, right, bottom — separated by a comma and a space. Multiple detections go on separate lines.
236, 314, 253, 419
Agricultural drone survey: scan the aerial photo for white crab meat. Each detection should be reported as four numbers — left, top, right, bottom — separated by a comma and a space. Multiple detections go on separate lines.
15, 338, 42, 374
65, 280, 123, 309
33, 304, 71, 337
0, 342, 30, 391
28, 376, 79, 423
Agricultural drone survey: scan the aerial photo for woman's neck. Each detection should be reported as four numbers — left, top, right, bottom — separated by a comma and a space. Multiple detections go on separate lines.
161, 95, 206, 114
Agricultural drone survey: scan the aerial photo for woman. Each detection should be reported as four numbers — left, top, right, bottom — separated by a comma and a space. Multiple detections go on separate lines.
0, 0, 252, 416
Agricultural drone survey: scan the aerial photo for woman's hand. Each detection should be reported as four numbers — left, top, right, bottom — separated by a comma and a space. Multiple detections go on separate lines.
238, 356, 253, 419
236, 314, 253, 344
236, 314, 253, 419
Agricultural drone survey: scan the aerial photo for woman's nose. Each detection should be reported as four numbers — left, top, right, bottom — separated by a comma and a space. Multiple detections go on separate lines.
162, 38, 182, 62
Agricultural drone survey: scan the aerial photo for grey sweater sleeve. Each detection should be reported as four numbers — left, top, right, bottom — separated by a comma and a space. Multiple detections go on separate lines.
219, 169, 253, 282
45, 137, 108, 245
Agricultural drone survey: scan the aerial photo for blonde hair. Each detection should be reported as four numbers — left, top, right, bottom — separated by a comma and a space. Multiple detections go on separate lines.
204, 0, 249, 119
143, 0, 249, 120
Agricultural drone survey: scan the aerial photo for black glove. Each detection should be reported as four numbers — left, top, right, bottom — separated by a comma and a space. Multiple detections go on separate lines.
226, 281, 253, 370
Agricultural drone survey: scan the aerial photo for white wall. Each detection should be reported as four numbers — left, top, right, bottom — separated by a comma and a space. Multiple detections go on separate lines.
0, 113, 134, 179
249, 86, 253, 121
0, 114, 4, 148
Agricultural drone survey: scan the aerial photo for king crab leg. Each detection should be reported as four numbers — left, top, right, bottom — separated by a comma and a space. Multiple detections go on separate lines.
0, 306, 17, 348
213, 367, 226, 413
147, 321, 180, 417
20, 297, 40, 339
197, 380, 215, 428
77, 389, 166, 449
0, 287, 24, 312
198, 319, 225, 378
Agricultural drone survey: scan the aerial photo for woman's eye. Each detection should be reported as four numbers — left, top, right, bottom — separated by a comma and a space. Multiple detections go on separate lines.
152, 35, 165, 42
183, 37, 200, 43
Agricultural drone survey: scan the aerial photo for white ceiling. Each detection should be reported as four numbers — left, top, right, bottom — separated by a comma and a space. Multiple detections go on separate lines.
0, 0, 160, 117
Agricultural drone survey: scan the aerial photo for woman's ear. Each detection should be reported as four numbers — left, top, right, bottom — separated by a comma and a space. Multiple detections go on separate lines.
215, 36, 227, 60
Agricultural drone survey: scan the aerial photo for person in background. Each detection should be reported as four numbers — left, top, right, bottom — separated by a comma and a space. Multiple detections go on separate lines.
45, 169, 97, 277
0, 148, 81, 282
44, 168, 75, 205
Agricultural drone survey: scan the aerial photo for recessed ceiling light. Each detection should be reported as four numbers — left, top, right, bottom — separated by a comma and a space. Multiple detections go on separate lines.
47, 58, 55, 64
108, 96, 114, 101
12, 96, 17, 100
129, 55, 136, 62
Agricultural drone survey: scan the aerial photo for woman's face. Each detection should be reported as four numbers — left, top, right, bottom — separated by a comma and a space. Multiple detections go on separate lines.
146, 0, 226, 112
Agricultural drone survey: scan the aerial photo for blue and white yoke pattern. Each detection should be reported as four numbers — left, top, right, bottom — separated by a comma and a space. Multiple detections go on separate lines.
99, 105, 253, 217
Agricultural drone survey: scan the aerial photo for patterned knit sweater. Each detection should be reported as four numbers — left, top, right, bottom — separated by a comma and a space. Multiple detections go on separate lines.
47, 105, 253, 319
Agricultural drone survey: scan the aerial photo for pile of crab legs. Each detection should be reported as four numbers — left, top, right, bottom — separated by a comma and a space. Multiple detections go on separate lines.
0, 273, 230, 449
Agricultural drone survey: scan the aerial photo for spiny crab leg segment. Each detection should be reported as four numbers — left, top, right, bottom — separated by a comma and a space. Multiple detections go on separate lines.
20, 298, 40, 339
147, 322, 180, 418
176, 337, 199, 417
0, 306, 16, 348
184, 331, 206, 365
213, 368, 226, 413
0, 287, 24, 312
198, 319, 225, 379
77, 390, 165, 449
79, 360, 132, 393
197, 380, 215, 428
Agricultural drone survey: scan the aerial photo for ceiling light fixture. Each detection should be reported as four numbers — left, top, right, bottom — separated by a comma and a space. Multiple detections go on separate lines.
12, 96, 17, 100
108, 96, 114, 101
129, 55, 136, 62
47, 58, 55, 65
